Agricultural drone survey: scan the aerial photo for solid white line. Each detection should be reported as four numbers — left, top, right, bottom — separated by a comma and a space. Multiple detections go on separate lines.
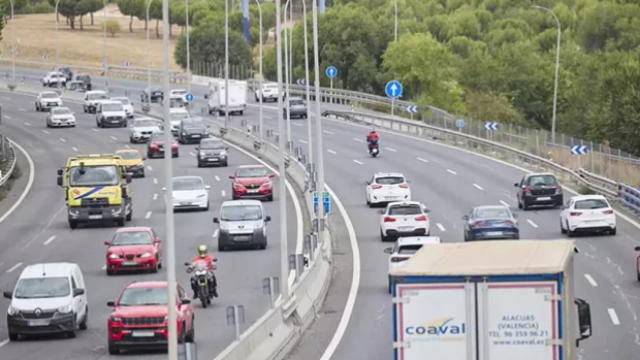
145, 211, 152, 219
608, 308, 620, 325
221, 190, 226, 197
327, 149, 337, 154
153, 193, 158, 200
101, 265, 107, 270
92, 128, 100, 132
153, 178, 158, 184
23, 121, 29, 126
1, 96, 10, 100
59, 137, 66, 143
292, 122, 303, 127
352, 137, 364, 142
473, 183, 484, 191
147, 166, 153, 171
0, 338, 8, 348
212, 229, 219, 238
214, 175, 220, 181
385, 147, 397, 152
4, 115, 10, 120
323, 130, 334, 134
43, 235, 56, 245
0, 140, 35, 225
110, 136, 118, 141
584, 274, 598, 287
72, 147, 78, 152
299, 139, 308, 144
6, 262, 23, 273
436, 223, 445, 232
447, 169, 457, 175
18, 108, 26, 112
417, 157, 429, 163
125, 144, 131, 149
526, 219, 539, 228
42, 130, 50, 134
499, 200, 510, 207
189, 152, 195, 156
353, 160, 363, 165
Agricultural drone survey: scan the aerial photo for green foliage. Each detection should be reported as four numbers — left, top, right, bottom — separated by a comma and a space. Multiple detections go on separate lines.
31, 2, 55, 13
102, 19, 121, 36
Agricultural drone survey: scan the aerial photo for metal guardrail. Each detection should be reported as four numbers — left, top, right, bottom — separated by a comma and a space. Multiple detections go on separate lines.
618, 184, 640, 213
577, 168, 617, 193
0, 134, 16, 188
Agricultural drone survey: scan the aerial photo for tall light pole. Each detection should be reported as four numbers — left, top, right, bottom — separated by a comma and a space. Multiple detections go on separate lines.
185, 0, 191, 97
146, 0, 153, 92
275, 0, 289, 304
288, 1, 293, 153
283, 0, 291, 153
55, 0, 62, 91
393, 0, 398, 41
300, 0, 312, 163
8, 0, 15, 89
102, 0, 108, 89
255, 0, 264, 140
532, 5, 561, 145
311, 0, 325, 237
162, 0, 179, 357
224, 0, 230, 127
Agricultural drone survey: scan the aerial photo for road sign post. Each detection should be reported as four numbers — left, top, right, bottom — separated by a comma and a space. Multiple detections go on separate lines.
483, 121, 498, 141
406, 105, 418, 120
385, 80, 403, 117
456, 119, 465, 132
570, 145, 587, 168
325, 66, 337, 104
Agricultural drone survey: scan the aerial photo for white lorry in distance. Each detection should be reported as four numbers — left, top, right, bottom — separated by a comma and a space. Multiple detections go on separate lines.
389, 239, 592, 360
205, 80, 247, 116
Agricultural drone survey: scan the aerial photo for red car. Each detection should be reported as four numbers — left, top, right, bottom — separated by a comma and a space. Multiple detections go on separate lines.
229, 165, 275, 201
107, 281, 195, 354
147, 131, 179, 159
105, 227, 163, 275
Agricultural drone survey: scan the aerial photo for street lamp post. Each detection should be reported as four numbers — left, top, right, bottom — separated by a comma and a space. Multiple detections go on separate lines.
8, 0, 15, 90
185, 0, 191, 98
283, 0, 291, 153
300, 0, 312, 163
102, 0, 108, 90
393, 0, 398, 41
255, 0, 264, 140
146, 0, 154, 92
532, 5, 561, 145
311, 0, 326, 238
288, 0, 293, 153
55, 0, 62, 91
224, 0, 230, 127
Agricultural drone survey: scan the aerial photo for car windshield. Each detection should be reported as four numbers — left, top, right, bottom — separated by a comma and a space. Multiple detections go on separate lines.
117, 152, 140, 160
237, 167, 268, 178
112, 231, 153, 245
118, 287, 167, 306
220, 205, 263, 221
475, 207, 511, 218
397, 244, 423, 255
289, 99, 304, 106
135, 119, 160, 128
114, 98, 131, 105
52, 108, 71, 115
14, 277, 70, 299
69, 165, 119, 186
388, 204, 421, 216
88, 93, 108, 100
173, 178, 204, 191
264, 84, 278, 90
200, 140, 224, 150
41, 92, 58, 99
375, 176, 404, 185
527, 175, 557, 186
183, 122, 204, 129
575, 199, 609, 210
170, 113, 187, 121
150, 132, 165, 140
102, 103, 123, 112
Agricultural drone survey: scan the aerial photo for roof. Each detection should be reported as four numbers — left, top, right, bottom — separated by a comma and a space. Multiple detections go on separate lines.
526, 172, 555, 177
237, 164, 265, 169
474, 205, 509, 210
86, 90, 106, 94
115, 227, 152, 233
116, 149, 140, 154
222, 200, 263, 207
173, 176, 203, 182
387, 201, 421, 206
571, 194, 606, 201
40, 91, 58, 95
69, 158, 120, 167
390, 240, 575, 277
169, 107, 188, 113
375, 172, 404, 177
20, 263, 78, 279
126, 281, 167, 289
398, 236, 441, 246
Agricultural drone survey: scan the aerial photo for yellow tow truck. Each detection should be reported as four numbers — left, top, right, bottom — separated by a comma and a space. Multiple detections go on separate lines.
57, 154, 133, 229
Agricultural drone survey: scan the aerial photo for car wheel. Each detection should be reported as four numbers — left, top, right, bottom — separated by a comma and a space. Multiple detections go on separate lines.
637, 270, 640, 282
560, 220, 567, 234
185, 317, 195, 342
610, 227, 617, 235
67, 317, 77, 338
517, 198, 523, 209
178, 323, 187, 343
126, 207, 132, 221
69, 221, 78, 229
380, 230, 388, 242
8, 332, 19, 341
108, 341, 120, 355
79, 306, 89, 330
116, 219, 125, 227
223, 162, 228, 167
566, 222, 575, 237
106, 269, 115, 276
151, 261, 159, 273
83, 106, 87, 113
204, 202, 210, 211
267, 195, 274, 202
388, 277, 392, 294
522, 201, 529, 211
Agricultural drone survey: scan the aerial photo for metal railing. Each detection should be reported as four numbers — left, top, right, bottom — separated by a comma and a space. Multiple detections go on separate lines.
0, 134, 16, 188
618, 184, 640, 213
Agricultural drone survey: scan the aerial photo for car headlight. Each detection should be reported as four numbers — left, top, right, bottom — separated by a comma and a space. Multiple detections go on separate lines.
110, 316, 122, 322
108, 253, 120, 259
182, 132, 186, 136
57, 304, 73, 314
199, 151, 206, 157
220, 223, 229, 230
111, 208, 122, 216
220, 150, 227, 157
139, 252, 152, 258
262, 181, 273, 187
7, 306, 19, 316
233, 183, 244, 189
197, 194, 206, 198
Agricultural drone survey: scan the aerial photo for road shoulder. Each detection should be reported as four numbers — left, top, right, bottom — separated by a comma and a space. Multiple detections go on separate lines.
0, 147, 29, 220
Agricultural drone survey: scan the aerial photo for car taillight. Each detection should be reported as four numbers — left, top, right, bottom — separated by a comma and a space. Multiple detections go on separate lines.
383, 217, 396, 222
523, 187, 531, 194
149, 143, 158, 150
570, 212, 582, 216
371, 184, 382, 189
398, 184, 409, 188
473, 221, 486, 227
502, 221, 515, 226
415, 215, 427, 221
603, 209, 614, 214
391, 257, 407, 263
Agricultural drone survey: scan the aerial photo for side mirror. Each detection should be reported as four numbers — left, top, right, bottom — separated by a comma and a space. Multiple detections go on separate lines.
513, 213, 518, 218
204, 94, 209, 99
213, 258, 218, 262
154, 238, 162, 244
181, 298, 191, 305
423, 208, 431, 213
104, 240, 111, 245
125, 173, 132, 183
364, 181, 370, 185
184, 262, 191, 266
634, 246, 640, 251
73, 288, 85, 297
377, 210, 384, 215
228, 175, 235, 179
265, 215, 271, 222
195, 147, 199, 151
514, 183, 519, 187
575, 298, 592, 347
3, 291, 12, 299
225, 147, 230, 151
213, 217, 219, 223
383, 247, 393, 254
57, 176, 63, 187
205, 185, 211, 189
57, 168, 63, 176
462, 215, 469, 220
269, 174, 275, 178
107, 300, 115, 307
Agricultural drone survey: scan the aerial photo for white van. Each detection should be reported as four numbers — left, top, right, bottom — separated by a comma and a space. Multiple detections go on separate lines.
3, 263, 89, 340
213, 200, 271, 251
169, 107, 190, 135
206, 80, 247, 116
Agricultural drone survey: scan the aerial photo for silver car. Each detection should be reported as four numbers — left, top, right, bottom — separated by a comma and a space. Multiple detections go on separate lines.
129, 118, 163, 143
283, 97, 307, 119
46, 107, 76, 128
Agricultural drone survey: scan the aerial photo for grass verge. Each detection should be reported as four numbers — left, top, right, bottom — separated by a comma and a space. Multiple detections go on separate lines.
0, 163, 23, 202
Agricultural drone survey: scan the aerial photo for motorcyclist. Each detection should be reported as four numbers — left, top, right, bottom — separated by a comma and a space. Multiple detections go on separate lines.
366, 129, 379, 152
190, 245, 218, 298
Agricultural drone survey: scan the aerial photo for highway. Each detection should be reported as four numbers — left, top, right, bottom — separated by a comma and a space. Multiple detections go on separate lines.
0, 89, 299, 359
4, 67, 640, 360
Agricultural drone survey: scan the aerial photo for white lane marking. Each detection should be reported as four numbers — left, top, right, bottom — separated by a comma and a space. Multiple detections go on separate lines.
447, 169, 457, 175
6, 262, 23, 273
584, 274, 598, 287
353, 160, 363, 165
385, 147, 397, 152
436, 223, 446, 232
473, 183, 484, 191
43, 235, 56, 245
353, 137, 364, 142
214, 175, 220, 181
110, 136, 118, 141
23, 121, 30, 126
18, 108, 26, 112
292, 122, 303, 127
0, 338, 8, 348
189, 151, 195, 157
153, 178, 158, 184
72, 147, 78, 152
299, 139, 308, 144
145, 211, 152, 219
608, 308, 620, 325
147, 166, 153, 171
323, 130, 334, 134
102, 265, 107, 270
0, 141, 35, 225
499, 200, 510, 207
125, 144, 131, 149
327, 149, 337, 154
417, 157, 429, 163
92, 128, 100, 132
212, 229, 219, 238
526, 219, 539, 228
59, 137, 66, 143
4, 115, 10, 120
42, 130, 50, 134
152, 193, 158, 200
221, 190, 226, 197
1, 96, 10, 100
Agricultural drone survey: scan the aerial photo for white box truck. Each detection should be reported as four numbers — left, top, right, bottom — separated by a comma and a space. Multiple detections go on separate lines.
205, 80, 247, 116
389, 239, 592, 360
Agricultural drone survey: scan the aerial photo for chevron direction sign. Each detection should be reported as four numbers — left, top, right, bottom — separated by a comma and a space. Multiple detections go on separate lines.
571, 145, 588, 155
484, 122, 498, 131
406, 105, 418, 113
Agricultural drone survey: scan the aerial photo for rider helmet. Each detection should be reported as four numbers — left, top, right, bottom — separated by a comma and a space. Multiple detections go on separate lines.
198, 245, 208, 258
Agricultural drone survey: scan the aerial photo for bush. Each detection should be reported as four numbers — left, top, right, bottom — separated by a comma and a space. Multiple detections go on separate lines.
102, 20, 121, 37
579, 185, 596, 195
31, 2, 54, 13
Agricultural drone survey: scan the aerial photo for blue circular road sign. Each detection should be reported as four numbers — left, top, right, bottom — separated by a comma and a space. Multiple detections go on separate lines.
456, 119, 465, 128
384, 80, 403, 99
325, 66, 338, 79
185, 93, 195, 102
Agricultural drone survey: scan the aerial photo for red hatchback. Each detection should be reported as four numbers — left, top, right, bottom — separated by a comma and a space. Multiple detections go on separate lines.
105, 227, 163, 275
107, 281, 195, 354
147, 131, 179, 159
229, 165, 275, 201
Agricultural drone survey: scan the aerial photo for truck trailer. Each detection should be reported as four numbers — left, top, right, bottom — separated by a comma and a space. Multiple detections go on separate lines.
389, 239, 592, 360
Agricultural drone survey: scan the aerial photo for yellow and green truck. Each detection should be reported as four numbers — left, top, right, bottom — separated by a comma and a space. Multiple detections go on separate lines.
57, 154, 133, 229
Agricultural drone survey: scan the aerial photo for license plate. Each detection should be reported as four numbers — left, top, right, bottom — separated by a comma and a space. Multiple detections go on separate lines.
191, 135, 201, 138
486, 231, 503, 236
399, 226, 413, 231
123, 261, 137, 266
89, 215, 102, 219
247, 189, 259, 193
111, 120, 120, 123
28, 320, 49, 326
180, 201, 191, 205
208, 158, 219, 162
132, 331, 155, 337
537, 197, 551, 201
385, 197, 398, 200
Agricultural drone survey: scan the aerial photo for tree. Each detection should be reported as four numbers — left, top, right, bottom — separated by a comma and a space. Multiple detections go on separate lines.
75, 0, 94, 29
117, 0, 144, 32
102, 19, 120, 36
56, 0, 82, 29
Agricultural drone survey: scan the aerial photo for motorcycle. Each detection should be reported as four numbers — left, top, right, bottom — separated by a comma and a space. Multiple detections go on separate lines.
184, 259, 217, 308
369, 142, 380, 158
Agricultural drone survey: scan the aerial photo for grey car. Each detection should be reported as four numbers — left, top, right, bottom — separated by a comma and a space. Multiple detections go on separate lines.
178, 118, 210, 144
196, 137, 229, 167
283, 97, 307, 119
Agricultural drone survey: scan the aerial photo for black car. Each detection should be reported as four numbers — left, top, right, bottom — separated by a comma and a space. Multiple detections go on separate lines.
57, 67, 73, 81
76, 75, 92, 90
141, 86, 164, 103
196, 138, 229, 167
178, 118, 210, 144
515, 172, 563, 210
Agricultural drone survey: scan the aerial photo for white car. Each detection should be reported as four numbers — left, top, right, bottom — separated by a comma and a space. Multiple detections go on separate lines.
111, 97, 134, 118
383, 236, 441, 292
169, 107, 189, 134
255, 82, 280, 102
42, 71, 67, 87
129, 117, 163, 143
46, 107, 76, 128
365, 172, 411, 207
560, 195, 616, 236
379, 201, 431, 242
164, 176, 210, 211
35, 91, 62, 111
83, 90, 110, 113
167, 89, 188, 107
96, 101, 127, 128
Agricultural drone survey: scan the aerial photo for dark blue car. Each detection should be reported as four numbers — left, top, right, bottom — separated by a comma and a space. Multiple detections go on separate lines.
463, 205, 520, 241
